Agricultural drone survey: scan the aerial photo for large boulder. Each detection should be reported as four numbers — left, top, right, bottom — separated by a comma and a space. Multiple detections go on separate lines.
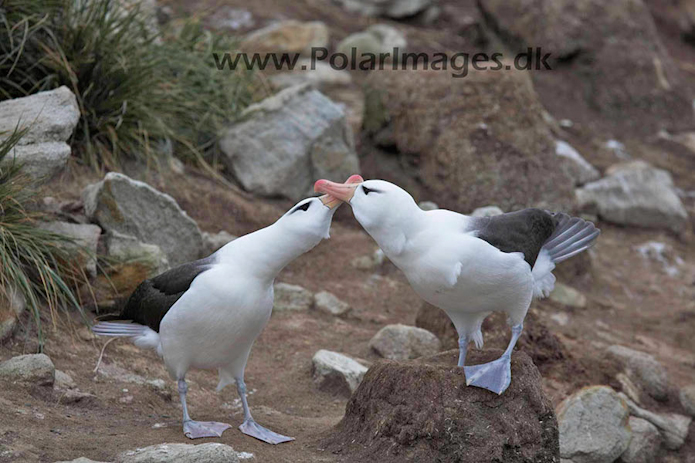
82, 173, 203, 267
557, 386, 631, 463
321, 349, 559, 462
220, 84, 359, 201
478, 0, 693, 132
0, 86, 79, 180
0, 354, 55, 387
116, 443, 241, 463
363, 68, 575, 213
680, 384, 695, 417
605, 345, 669, 402
332, 0, 431, 18
576, 161, 688, 234
369, 324, 440, 360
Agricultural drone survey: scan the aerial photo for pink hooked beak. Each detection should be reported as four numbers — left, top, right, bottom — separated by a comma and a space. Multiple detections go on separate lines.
315, 175, 364, 203
317, 175, 364, 208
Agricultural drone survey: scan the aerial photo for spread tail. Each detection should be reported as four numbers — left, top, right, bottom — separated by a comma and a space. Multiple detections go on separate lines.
532, 213, 599, 298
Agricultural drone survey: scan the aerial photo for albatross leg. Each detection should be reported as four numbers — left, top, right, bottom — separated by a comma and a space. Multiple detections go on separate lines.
463, 323, 523, 395
236, 377, 294, 445
178, 379, 231, 439
457, 334, 469, 367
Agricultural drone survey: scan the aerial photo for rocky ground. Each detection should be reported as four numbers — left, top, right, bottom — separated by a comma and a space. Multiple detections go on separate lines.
2, 0, 695, 461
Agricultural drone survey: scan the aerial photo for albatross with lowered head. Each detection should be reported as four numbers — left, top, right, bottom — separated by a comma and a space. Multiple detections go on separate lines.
92, 178, 359, 443
315, 177, 599, 395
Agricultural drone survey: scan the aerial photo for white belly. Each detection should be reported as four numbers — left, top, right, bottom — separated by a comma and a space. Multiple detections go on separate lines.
159, 269, 273, 378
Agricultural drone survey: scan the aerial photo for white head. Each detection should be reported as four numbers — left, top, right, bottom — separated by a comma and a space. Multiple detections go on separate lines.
314, 178, 422, 256
276, 194, 342, 250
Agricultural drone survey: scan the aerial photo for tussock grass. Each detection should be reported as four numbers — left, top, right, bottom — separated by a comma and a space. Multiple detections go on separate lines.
1, 0, 256, 170
0, 129, 92, 349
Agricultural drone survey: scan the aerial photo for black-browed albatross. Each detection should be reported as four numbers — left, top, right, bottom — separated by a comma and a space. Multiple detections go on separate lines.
315, 178, 599, 395
92, 183, 353, 443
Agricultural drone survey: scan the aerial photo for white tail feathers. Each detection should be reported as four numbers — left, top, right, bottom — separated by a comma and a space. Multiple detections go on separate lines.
92, 322, 161, 354
532, 213, 599, 299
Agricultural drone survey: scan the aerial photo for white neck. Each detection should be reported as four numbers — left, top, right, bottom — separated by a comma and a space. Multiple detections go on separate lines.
364, 206, 428, 261
216, 222, 318, 284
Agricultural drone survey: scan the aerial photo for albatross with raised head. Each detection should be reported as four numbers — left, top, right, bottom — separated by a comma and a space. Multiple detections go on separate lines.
92, 181, 355, 443
315, 177, 599, 395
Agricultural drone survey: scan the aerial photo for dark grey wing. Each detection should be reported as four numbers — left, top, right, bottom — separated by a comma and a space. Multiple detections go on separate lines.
115, 256, 216, 332
468, 208, 558, 267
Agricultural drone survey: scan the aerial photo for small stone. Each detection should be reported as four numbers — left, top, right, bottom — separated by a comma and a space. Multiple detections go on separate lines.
351, 248, 385, 270
242, 20, 328, 55
618, 392, 691, 450
557, 386, 631, 463
312, 349, 368, 396
55, 458, 108, 463
269, 60, 352, 91
606, 345, 669, 401
54, 370, 77, 390
332, 0, 431, 18
337, 24, 407, 61
274, 283, 313, 311
369, 324, 440, 360
616, 372, 642, 404
116, 443, 241, 463
119, 395, 134, 404
679, 384, 695, 417
202, 230, 237, 255
471, 206, 504, 217
549, 282, 587, 309
418, 201, 439, 211
555, 140, 600, 186
314, 291, 351, 316
0, 354, 55, 387
618, 417, 661, 463
635, 241, 682, 277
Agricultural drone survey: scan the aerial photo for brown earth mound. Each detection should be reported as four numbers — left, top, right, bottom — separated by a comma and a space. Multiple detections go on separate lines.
362, 67, 576, 214
320, 349, 559, 463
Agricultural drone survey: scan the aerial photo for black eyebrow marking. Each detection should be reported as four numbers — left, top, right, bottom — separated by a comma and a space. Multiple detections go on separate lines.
362, 186, 380, 195
291, 202, 311, 214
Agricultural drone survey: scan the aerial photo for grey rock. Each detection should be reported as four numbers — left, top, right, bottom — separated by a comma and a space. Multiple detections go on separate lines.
312, 349, 367, 396
555, 140, 600, 186
242, 20, 328, 55
0, 354, 55, 387
680, 384, 695, 417
618, 392, 692, 450
0, 86, 79, 181
269, 60, 352, 90
274, 283, 314, 311
209, 7, 254, 31
471, 206, 504, 217
54, 370, 77, 390
56, 458, 109, 463
337, 24, 406, 60
576, 161, 688, 234
97, 363, 166, 391
38, 221, 101, 277
0, 287, 26, 342
369, 324, 440, 360
616, 372, 642, 405
332, 0, 431, 18
202, 230, 237, 255
116, 443, 240, 463
557, 386, 631, 463
314, 291, 351, 316
606, 345, 669, 401
220, 84, 359, 201
618, 417, 661, 463
418, 201, 439, 211
82, 173, 203, 267
549, 282, 587, 309
105, 231, 170, 276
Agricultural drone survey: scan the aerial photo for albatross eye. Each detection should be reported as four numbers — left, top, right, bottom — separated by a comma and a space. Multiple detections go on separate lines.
362, 186, 377, 195
292, 202, 311, 214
